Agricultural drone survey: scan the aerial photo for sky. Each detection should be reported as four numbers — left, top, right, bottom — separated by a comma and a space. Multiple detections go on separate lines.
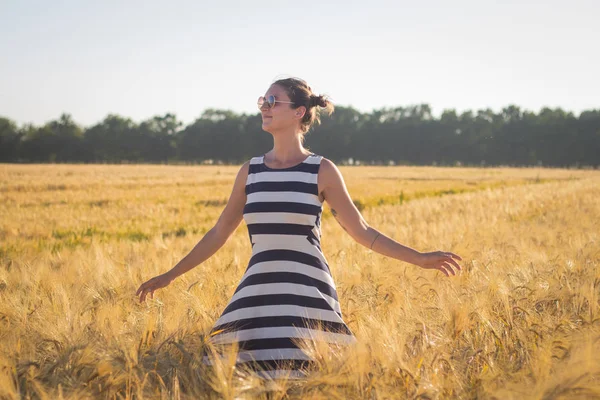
1, 0, 598, 127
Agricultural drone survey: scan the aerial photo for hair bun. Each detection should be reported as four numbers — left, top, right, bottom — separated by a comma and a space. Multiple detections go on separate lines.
311, 95, 326, 108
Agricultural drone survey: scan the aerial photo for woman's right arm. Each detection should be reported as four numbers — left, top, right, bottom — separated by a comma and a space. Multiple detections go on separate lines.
164, 160, 250, 280
137, 160, 250, 301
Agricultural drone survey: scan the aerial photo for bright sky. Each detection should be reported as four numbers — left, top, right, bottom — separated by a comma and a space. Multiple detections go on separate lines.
1, 0, 598, 126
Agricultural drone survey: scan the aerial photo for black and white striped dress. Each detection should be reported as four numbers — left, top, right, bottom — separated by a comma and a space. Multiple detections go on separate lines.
203, 152, 356, 380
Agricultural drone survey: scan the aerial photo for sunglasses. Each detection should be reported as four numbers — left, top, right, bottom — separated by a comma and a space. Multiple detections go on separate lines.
257, 95, 295, 110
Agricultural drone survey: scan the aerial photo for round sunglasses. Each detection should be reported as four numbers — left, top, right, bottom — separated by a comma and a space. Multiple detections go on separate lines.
257, 95, 295, 110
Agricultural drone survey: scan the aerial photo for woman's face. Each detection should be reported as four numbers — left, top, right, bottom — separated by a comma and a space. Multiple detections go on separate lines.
260, 84, 304, 134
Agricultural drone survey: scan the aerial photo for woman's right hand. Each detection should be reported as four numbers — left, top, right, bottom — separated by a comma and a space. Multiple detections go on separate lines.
136, 272, 175, 302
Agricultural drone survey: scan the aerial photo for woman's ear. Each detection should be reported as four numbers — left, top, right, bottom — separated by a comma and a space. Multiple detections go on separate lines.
295, 106, 306, 119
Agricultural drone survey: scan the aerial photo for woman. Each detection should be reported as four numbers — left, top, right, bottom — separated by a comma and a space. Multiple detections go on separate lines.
136, 77, 462, 380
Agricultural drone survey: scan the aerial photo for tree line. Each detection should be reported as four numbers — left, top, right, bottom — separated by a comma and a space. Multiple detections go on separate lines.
1, 105, 598, 167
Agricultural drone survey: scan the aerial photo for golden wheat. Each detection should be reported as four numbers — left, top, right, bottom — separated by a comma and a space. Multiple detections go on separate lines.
0, 164, 598, 399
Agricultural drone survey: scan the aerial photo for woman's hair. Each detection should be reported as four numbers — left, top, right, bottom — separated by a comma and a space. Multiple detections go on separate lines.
272, 77, 335, 136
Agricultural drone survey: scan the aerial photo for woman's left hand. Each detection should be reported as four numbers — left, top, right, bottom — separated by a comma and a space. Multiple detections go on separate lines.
416, 251, 463, 277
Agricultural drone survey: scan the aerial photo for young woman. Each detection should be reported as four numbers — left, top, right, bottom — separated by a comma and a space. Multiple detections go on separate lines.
136, 77, 462, 380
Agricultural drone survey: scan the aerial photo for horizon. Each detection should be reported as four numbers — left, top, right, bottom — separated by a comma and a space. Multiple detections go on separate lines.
3, 102, 599, 129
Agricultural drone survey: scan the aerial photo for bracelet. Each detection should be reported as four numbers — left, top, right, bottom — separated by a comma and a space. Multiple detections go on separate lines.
370, 232, 381, 249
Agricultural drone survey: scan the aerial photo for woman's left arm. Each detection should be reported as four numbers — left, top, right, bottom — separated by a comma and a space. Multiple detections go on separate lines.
319, 158, 462, 276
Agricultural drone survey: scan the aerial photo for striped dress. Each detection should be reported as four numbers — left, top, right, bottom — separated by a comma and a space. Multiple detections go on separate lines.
202, 152, 357, 380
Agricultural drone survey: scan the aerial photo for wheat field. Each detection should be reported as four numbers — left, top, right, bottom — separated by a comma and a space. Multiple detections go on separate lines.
0, 163, 599, 399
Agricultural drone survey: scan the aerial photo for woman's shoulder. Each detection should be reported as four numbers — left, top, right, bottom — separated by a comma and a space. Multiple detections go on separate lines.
317, 156, 344, 185
318, 155, 335, 168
